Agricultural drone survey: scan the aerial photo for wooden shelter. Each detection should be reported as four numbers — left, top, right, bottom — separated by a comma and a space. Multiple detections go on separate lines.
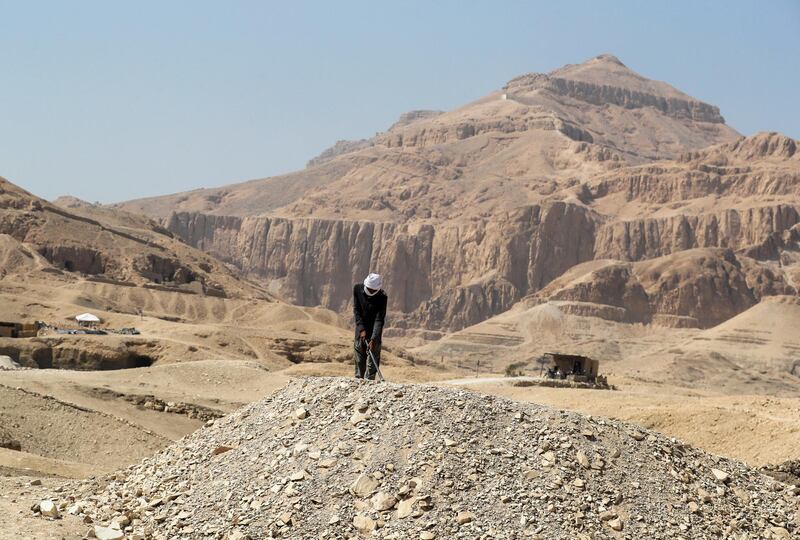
543, 352, 600, 382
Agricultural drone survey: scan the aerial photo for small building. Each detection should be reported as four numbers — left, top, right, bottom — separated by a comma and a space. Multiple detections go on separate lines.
0, 322, 14, 338
543, 352, 600, 382
75, 313, 102, 328
0, 321, 39, 338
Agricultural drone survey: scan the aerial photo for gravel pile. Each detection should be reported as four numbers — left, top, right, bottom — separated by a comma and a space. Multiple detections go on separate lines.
52, 378, 798, 539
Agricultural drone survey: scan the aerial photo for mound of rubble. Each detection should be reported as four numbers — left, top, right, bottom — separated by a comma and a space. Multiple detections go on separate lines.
53, 378, 797, 539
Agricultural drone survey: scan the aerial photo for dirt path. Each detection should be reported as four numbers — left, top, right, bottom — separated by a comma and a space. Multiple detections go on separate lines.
0, 448, 94, 479
439, 375, 538, 385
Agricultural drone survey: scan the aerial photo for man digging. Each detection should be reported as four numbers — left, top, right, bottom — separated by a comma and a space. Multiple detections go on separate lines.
353, 272, 387, 380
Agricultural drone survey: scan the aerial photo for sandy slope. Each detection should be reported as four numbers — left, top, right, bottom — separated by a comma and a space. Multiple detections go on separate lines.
0, 385, 167, 473
416, 299, 800, 393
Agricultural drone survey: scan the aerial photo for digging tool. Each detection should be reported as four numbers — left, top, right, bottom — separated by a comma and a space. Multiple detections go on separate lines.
363, 338, 385, 382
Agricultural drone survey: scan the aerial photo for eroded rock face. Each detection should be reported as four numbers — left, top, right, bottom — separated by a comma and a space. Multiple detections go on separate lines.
167, 194, 800, 332
529, 249, 792, 328
37, 245, 105, 274
635, 249, 758, 327
306, 139, 374, 168
167, 202, 597, 332
682, 131, 798, 162
0, 176, 260, 299
134, 254, 196, 285
546, 264, 651, 323
742, 223, 800, 261
307, 112, 449, 168
378, 110, 596, 148
0, 425, 21, 451
594, 206, 800, 261
0, 338, 159, 370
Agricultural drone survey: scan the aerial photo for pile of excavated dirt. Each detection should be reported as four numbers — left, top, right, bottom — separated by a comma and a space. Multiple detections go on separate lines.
52, 378, 798, 539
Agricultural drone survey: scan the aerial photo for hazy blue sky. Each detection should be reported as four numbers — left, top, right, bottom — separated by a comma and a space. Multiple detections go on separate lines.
1, 1, 798, 203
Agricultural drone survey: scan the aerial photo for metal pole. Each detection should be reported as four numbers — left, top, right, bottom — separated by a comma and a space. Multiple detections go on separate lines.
363, 338, 385, 382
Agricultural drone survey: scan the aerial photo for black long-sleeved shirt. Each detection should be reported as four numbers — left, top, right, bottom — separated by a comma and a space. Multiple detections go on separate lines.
353, 283, 387, 341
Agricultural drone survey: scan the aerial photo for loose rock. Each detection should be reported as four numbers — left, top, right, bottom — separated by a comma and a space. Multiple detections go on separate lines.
39, 500, 59, 518
93, 525, 125, 540
456, 510, 475, 524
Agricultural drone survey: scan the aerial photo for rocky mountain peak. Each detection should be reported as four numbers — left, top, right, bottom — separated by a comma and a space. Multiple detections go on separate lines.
505, 54, 725, 124
589, 53, 626, 66
52, 195, 97, 209
114, 55, 789, 336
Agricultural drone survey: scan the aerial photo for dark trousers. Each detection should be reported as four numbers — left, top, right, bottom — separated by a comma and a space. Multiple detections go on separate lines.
354, 338, 381, 380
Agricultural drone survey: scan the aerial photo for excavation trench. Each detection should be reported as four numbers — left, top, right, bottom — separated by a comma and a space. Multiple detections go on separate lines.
0, 340, 159, 371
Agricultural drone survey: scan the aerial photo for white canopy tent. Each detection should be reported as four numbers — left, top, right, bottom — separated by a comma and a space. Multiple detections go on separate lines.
75, 313, 101, 326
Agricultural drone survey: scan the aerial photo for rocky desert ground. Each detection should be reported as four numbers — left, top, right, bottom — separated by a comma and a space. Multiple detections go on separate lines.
1, 54, 798, 539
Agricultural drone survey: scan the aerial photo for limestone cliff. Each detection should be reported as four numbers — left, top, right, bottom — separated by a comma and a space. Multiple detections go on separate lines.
527, 248, 796, 329
0, 176, 263, 299
167, 202, 597, 333
594, 205, 800, 261
167, 195, 799, 333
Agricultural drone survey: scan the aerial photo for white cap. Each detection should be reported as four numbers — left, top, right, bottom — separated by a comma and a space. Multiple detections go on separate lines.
364, 272, 383, 291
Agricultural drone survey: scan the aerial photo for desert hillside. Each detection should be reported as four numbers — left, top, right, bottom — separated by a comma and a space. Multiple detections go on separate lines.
109, 55, 797, 338
0, 177, 256, 298
0, 173, 424, 471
